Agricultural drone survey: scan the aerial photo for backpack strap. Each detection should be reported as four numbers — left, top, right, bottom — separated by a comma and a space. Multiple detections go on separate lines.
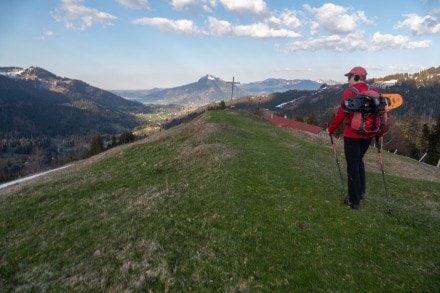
349, 84, 371, 95
350, 86, 359, 95
345, 85, 369, 127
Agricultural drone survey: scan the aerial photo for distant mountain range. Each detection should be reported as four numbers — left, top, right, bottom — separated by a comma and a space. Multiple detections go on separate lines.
1, 66, 334, 108
239, 78, 324, 94
111, 75, 329, 106
112, 75, 249, 106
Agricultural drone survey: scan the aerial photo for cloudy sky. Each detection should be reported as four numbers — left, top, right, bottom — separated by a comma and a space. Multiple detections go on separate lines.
1, 0, 439, 89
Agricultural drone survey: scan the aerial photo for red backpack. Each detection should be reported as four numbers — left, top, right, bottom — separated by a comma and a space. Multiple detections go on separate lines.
342, 86, 388, 135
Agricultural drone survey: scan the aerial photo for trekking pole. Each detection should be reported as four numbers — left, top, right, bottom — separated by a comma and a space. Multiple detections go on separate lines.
376, 136, 392, 214
326, 124, 347, 198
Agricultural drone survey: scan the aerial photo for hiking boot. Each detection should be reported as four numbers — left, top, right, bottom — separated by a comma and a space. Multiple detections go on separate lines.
350, 203, 360, 209
344, 198, 359, 209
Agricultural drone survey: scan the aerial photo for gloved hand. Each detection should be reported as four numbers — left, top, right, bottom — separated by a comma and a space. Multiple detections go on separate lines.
325, 123, 332, 135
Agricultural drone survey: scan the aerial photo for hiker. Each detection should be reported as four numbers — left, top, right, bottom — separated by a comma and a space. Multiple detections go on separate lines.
327, 66, 385, 209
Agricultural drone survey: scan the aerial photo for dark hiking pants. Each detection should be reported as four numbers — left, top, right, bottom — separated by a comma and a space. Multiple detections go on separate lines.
344, 137, 373, 205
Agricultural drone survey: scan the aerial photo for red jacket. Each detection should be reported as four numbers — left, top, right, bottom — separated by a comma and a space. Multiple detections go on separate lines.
328, 82, 383, 139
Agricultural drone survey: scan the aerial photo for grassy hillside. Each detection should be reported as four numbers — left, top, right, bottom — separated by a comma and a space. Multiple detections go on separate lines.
1, 110, 439, 291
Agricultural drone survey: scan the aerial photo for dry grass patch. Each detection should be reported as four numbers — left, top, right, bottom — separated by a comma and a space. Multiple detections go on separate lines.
363, 151, 440, 182
122, 185, 179, 213
179, 143, 237, 168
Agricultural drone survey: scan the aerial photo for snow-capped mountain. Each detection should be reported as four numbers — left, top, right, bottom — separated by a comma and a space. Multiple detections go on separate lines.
134, 74, 248, 105
0, 67, 25, 78
315, 79, 342, 86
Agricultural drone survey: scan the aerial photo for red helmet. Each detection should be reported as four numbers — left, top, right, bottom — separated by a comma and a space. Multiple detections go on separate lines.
344, 66, 367, 77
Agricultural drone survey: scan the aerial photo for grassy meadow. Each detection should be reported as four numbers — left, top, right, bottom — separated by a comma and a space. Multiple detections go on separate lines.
1, 109, 439, 291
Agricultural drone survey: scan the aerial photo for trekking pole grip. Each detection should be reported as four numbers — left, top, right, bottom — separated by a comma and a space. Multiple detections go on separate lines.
326, 123, 334, 144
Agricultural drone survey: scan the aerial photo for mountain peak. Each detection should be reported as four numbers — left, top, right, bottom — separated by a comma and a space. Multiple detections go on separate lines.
21, 66, 60, 81
198, 74, 221, 82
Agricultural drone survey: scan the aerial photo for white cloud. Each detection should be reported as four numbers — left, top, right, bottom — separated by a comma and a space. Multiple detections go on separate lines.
127, 1, 432, 54
304, 3, 372, 35
51, 0, 117, 30
279, 10, 302, 28
396, 14, 440, 35
37, 31, 55, 41
277, 33, 369, 52
234, 23, 300, 38
207, 17, 234, 35
219, 0, 268, 15
274, 3, 432, 52
276, 31, 431, 52
368, 65, 429, 75
116, 0, 150, 10
132, 17, 207, 35
268, 10, 302, 29
207, 17, 300, 38
371, 32, 432, 49
170, 0, 216, 12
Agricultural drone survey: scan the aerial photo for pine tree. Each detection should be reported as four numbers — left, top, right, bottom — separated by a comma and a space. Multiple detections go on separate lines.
89, 134, 104, 156
119, 131, 134, 145
400, 110, 424, 159
110, 135, 117, 148
426, 116, 440, 165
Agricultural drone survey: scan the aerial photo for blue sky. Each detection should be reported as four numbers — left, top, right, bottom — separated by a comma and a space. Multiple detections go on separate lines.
1, 0, 439, 89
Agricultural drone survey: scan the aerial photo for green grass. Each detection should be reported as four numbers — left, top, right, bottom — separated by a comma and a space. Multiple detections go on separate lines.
1, 109, 439, 291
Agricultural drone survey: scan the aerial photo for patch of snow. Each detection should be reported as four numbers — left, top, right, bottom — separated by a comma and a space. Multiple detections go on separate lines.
0, 68, 24, 78
316, 79, 341, 85
276, 100, 294, 108
0, 164, 74, 190
382, 79, 398, 86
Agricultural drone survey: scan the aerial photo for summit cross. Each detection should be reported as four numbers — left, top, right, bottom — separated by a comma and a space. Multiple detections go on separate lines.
226, 76, 240, 100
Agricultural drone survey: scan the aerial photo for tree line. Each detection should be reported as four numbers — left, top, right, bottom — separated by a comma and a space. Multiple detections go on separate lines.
382, 114, 440, 165
0, 131, 136, 183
